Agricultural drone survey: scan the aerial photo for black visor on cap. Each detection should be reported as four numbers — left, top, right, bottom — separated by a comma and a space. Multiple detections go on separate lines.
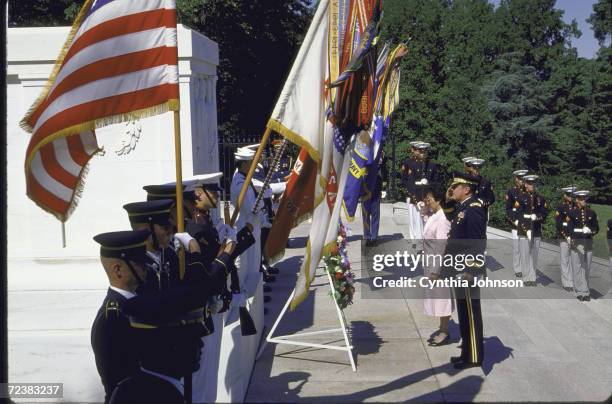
123, 199, 174, 225
93, 229, 150, 262
144, 184, 196, 202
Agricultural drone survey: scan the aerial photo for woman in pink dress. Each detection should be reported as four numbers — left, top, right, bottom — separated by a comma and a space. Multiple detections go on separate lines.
422, 184, 453, 346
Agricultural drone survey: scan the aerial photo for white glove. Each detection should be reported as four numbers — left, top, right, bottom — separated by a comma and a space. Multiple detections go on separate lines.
174, 232, 196, 249
218, 224, 237, 243
514, 220, 519, 226
530, 214, 537, 221
566, 237, 571, 245
417, 201, 425, 211
526, 230, 532, 241
583, 226, 592, 235
421, 178, 428, 185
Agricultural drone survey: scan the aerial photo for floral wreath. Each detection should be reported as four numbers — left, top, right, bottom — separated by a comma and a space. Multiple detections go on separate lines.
324, 221, 355, 310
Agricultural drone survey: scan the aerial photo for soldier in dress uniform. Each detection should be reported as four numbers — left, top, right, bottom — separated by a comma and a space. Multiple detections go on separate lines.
555, 186, 576, 291
463, 157, 495, 219
401, 141, 439, 241
109, 292, 212, 404
91, 229, 151, 403
230, 146, 267, 280
123, 199, 235, 292
444, 172, 487, 369
143, 182, 199, 226
505, 170, 528, 278
516, 175, 549, 286
567, 190, 599, 301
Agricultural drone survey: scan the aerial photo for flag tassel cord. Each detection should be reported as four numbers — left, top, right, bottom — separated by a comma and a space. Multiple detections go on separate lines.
255, 268, 357, 372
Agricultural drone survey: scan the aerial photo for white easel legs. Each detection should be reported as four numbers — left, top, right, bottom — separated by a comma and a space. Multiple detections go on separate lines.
256, 269, 356, 372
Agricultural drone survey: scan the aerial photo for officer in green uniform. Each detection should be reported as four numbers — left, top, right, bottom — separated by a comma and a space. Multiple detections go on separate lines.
444, 172, 487, 369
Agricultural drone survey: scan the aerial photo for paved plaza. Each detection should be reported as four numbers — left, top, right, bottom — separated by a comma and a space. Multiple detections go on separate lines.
247, 203, 612, 402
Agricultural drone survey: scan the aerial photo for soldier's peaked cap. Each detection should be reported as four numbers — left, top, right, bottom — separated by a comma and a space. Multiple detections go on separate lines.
450, 171, 480, 186
512, 169, 528, 177
143, 183, 196, 202
93, 229, 150, 262
123, 199, 174, 225
573, 190, 590, 197
184, 172, 222, 192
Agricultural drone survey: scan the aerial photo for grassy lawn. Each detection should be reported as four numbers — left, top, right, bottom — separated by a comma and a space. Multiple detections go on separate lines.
591, 204, 611, 259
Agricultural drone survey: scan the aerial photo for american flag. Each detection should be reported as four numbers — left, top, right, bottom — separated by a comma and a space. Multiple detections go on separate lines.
20, 0, 180, 221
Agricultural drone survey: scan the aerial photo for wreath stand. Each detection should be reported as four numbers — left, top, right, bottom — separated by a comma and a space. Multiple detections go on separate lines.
256, 268, 357, 372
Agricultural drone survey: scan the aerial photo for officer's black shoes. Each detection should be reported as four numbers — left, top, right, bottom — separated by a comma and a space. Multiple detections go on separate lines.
263, 295, 272, 303
453, 361, 482, 370
263, 284, 272, 293
450, 356, 464, 364
583, 295, 591, 302
577, 296, 584, 302
515, 272, 523, 278
525, 281, 537, 287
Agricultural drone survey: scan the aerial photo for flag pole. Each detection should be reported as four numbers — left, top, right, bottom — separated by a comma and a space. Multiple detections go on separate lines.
173, 110, 186, 280
229, 127, 273, 226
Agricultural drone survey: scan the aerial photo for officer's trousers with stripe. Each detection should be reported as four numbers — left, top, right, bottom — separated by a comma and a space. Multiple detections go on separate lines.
570, 248, 592, 297
559, 241, 573, 288
454, 284, 484, 364
519, 237, 540, 282
406, 198, 423, 240
511, 229, 521, 274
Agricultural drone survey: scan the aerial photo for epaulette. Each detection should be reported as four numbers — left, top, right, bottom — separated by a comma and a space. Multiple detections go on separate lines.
469, 201, 482, 207
105, 299, 121, 319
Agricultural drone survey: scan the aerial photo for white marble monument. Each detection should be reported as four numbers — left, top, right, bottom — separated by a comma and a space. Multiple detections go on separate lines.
7, 24, 261, 403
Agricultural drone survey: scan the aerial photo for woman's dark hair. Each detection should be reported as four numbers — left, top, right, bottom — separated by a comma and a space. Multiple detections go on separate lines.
425, 183, 446, 206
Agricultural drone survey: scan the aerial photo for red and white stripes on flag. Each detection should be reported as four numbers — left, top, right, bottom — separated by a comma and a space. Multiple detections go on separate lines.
21, 0, 180, 221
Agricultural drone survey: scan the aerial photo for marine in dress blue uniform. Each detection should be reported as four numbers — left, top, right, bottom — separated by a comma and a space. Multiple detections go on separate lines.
462, 157, 495, 219
516, 175, 549, 286
401, 141, 440, 240
567, 190, 599, 301
555, 186, 576, 291
444, 172, 487, 369
505, 170, 528, 277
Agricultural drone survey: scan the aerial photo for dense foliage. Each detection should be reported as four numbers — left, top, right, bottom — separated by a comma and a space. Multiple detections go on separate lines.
381, 0, 611, 236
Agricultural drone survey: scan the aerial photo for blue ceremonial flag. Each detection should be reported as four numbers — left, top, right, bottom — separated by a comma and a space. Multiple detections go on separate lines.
363, 115, 387, 214
342, 130, 372, 221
